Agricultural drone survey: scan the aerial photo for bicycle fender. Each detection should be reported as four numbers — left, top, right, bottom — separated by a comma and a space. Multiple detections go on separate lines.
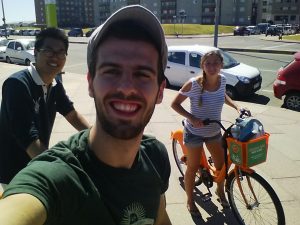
170, 130, 184, 142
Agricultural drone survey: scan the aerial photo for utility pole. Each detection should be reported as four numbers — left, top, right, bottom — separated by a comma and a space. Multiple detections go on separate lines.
1, 0, 8, 38
214, 0, 221, 47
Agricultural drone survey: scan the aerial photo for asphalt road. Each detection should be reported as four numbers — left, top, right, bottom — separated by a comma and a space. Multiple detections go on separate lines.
2, 34, 298, 109
63, 35, 296, 108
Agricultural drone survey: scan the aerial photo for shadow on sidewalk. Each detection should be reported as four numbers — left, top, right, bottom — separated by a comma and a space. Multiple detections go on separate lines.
240, 93, 270, 105
178, 177, 239, 225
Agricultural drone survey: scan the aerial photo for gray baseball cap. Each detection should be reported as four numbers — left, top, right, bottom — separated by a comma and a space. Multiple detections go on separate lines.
87, 5, 167, 71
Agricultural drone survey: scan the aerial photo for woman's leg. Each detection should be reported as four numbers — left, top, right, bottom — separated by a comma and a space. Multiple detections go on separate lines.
205, 140, 229, 205
185, 145, 203, 210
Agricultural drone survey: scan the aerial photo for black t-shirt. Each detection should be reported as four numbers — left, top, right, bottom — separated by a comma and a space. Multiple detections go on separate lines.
4, 130, 171, 225
0, 69, 74, 183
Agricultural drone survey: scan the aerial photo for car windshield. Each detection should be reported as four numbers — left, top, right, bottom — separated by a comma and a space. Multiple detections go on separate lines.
24, 40, 35, 50
219, 50, 239, 69
0, 39, 9, 46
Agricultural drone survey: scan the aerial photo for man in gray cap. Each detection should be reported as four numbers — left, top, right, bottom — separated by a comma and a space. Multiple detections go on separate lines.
0, 5, 172, 225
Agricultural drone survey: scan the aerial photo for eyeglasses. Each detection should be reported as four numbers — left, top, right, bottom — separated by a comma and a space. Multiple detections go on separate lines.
38, 48, 67, 59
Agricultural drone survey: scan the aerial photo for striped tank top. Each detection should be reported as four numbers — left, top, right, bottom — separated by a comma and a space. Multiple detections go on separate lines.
179, 75, 226, 137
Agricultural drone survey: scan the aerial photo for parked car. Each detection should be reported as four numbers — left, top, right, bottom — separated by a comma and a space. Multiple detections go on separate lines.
257, 23, 270, 34
85, 27, 96, 37
247, 26, 261, 35
165, 45, 262, 99
273, 52, 300, 111
22, 29, 33, 36
68, 28, 83, 37
233, 26, 250, 36
283, 25, 294, 35
5, 39, 35, 65
28, 29, 41, 36
0, 29, 9, 37
265, 26, 282, 36
0, 38, 9, 61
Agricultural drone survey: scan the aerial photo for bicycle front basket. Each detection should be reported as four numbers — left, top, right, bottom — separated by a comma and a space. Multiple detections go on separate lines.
226, 133, 269, 167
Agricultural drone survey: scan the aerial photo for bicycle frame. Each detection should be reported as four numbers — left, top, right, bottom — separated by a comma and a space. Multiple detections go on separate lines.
171, 129, 256, 199
171, 116, 285, 224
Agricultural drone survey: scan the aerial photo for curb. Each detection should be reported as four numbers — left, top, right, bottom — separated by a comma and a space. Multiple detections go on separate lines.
220, 47, 296, 55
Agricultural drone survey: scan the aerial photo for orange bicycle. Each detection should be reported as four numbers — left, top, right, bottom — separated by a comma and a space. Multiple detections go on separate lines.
171, 111, 285, 225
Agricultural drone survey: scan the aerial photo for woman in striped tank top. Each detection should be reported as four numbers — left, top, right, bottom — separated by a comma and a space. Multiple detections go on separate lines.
171, 50, 242, 216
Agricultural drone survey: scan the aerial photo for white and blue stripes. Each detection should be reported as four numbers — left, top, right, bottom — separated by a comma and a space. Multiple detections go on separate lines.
179, 75, 226, 137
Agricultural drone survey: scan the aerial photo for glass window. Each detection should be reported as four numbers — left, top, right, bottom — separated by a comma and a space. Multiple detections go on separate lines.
189, 53, 201, 68
15, 42, 23, 50
168, 52, 186, 65
219, 50, 239, 69
7, 42, 14, 49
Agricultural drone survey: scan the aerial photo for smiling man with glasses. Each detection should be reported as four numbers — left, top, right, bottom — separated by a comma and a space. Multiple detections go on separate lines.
38, 48, 67, 59
0, 27, 90, 187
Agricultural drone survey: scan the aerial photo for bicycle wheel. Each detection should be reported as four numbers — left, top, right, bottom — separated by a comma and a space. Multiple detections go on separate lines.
226, 171, 285, 225
172, 138, 202, 186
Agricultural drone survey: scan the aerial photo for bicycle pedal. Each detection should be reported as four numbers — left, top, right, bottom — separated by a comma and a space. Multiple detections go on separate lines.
201, 193, 212, 202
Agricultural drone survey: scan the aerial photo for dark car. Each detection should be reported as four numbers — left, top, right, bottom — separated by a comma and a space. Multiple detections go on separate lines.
273, 52, 300, 111
265, 26, 282, 36
85, 27, 96, 37
233, 26, 250, 36
68, 28, 83, 37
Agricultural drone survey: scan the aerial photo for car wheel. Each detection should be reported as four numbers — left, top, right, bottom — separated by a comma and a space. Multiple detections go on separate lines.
226, 85, 237, 100
284, 92, 300, 111
25, 59, 31, 66
6, 56, 11, 64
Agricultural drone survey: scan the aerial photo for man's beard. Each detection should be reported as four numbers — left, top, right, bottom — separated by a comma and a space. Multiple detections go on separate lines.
94, 93, 158, 140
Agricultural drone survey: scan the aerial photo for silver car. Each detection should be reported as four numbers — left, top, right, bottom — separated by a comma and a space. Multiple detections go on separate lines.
0, 38, 9, 61
5, 39, 35, 66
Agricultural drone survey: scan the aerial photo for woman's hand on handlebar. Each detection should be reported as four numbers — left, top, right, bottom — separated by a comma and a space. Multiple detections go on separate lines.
239, 107, 251, 117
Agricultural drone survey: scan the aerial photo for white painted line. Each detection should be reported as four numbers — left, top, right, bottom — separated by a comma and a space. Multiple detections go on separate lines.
260, 69, 277, 72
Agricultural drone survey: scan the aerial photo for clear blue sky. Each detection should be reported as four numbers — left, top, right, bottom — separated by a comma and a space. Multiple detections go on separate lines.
1, 0, 36, 23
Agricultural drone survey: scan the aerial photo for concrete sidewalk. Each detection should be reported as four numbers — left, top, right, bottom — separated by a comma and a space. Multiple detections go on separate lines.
51, 69, 300, 225
1, 57, 300, 224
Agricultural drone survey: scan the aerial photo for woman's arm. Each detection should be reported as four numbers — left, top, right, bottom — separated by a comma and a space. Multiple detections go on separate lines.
225, 94, 240, 113
171, 80, 203, 128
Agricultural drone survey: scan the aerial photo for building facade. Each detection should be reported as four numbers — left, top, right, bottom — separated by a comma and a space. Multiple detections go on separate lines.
34, 0, 300, 28
35, 0, 95, 27
258, 0, 300, 25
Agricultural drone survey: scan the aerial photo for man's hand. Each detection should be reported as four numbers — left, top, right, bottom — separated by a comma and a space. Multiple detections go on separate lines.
26, 139, 47, 159
155, 194, 172, 225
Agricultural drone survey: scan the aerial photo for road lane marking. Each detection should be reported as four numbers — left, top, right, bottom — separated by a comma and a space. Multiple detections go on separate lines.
260, 69, 277, 72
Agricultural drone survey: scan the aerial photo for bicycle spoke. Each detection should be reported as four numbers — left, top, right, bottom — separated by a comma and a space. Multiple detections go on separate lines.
226, 171, 285, 225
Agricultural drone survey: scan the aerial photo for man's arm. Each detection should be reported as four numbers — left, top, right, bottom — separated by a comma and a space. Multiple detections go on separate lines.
26, 139, 47, 159
155, 194, 172, 225
64, 109, 90, 131
0, 193, 46, 225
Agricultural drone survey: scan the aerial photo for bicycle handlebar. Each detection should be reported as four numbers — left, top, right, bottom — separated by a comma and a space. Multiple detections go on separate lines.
202, 108, 251, 132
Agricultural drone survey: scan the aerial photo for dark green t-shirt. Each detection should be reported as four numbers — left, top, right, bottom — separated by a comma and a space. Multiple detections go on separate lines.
4, 130, 171, 225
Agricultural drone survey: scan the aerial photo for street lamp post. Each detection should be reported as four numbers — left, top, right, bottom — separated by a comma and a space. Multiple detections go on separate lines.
179, 10, 186, 35
1, 0, 8, 38
214, 0, 221, 47
173, 15, 177, 37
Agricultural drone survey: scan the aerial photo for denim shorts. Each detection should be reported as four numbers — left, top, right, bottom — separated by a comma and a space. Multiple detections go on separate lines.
183, 128, 222, 148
